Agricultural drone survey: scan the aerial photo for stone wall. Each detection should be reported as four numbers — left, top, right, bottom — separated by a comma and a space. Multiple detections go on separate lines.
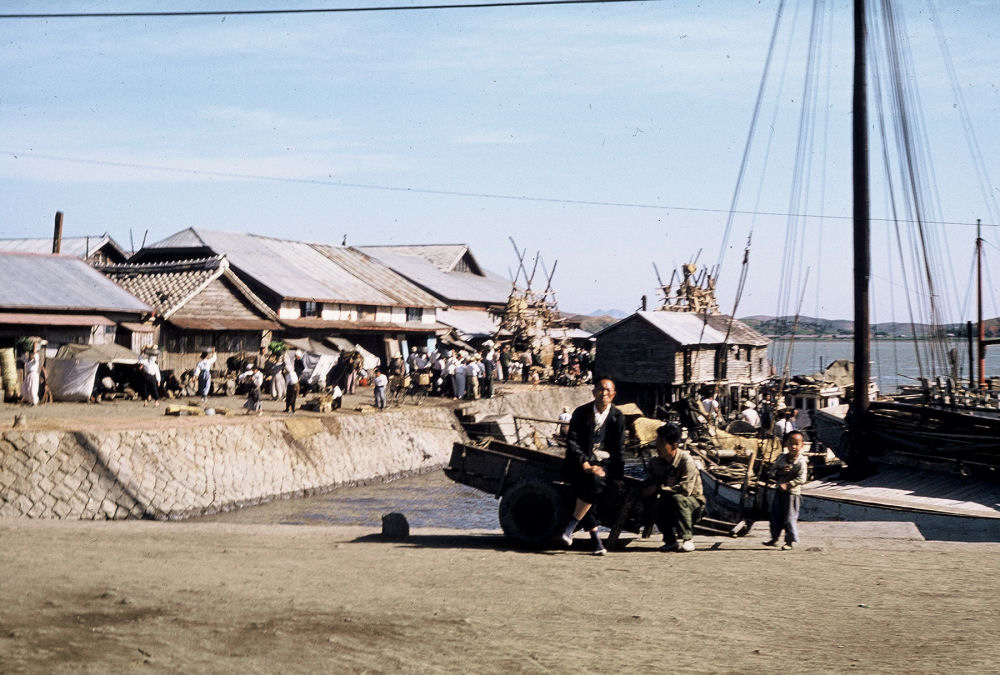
0, 385, 594, 520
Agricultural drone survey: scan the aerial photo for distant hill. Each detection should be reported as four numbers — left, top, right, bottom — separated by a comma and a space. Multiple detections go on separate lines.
567, 313, 621, 334
591, 308, 628, 319
740, 315, 1000, 338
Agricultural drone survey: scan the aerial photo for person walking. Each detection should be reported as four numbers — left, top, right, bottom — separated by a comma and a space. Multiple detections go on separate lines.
373, 369, 388, 410
284, 366, 299, 413
20, 346, 40, 406
139, 349, 161, 408
193, 348, 216, 404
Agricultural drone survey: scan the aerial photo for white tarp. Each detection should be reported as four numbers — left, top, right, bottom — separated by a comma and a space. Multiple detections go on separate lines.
301, 352, 338, 386
355, 344, 380, 371
46, 359, 99, 402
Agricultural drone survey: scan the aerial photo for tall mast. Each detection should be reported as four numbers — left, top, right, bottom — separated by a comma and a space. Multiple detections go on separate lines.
850, 0, 871, 460
977, 218, 985, 388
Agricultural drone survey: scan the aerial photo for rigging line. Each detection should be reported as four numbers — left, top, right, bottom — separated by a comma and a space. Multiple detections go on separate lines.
713, 0, 787, 280
781, 0, 825, 329
881, 0, 946, 372
871, 27, 925, 380
3, 148, 995, 228
0, 0, 661, 19
771, 0, 805, 333
926, 0, 1000, 230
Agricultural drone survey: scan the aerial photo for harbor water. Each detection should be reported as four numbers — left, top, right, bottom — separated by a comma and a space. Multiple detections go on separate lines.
770, 338, 1000, 394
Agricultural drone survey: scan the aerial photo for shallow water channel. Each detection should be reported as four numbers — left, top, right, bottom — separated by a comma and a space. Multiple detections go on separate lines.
194, 469, 502, 530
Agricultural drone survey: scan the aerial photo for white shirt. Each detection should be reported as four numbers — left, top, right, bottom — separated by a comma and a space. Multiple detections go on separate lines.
285, 370, 299, 386
774, 418, 795, 437
592, 403, 612, 461
374, 373, 388, 388
741, 407, 761, 428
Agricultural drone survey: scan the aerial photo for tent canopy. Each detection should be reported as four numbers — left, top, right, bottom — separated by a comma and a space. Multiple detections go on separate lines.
54, 343, 140, 364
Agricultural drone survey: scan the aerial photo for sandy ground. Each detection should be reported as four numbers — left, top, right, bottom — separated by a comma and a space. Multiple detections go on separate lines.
1, 519, 999, 673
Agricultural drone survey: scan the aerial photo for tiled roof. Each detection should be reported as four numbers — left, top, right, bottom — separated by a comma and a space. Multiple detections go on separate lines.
103, 257, 223, 316
100, 256, 277, 321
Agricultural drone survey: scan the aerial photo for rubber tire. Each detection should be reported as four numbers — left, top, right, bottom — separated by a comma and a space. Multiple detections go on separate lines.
498, 479, 569, 549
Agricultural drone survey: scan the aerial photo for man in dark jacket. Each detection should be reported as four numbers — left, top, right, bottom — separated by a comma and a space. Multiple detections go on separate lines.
560, 377, 626, 555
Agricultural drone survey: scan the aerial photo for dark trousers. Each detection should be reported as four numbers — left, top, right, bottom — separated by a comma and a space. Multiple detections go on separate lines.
568, 469, 607, 532
285, 382, 298, 412
142, 373, 159, 401
654, 493, 705, 543
770, 490, 801, 543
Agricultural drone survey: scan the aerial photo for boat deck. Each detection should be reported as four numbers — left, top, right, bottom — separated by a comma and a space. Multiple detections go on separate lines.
804, 467, 1000, 519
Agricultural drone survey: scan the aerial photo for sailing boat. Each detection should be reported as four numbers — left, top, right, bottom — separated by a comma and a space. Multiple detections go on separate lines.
697, 0, 1000, 541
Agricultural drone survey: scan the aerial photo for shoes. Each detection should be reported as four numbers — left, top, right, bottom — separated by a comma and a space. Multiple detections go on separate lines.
561, 531, 573, 547
763, 539, 778, 547
659, 541, 679, 552
592, 546, 606, 556
781, 543, 794, 551
679, 540, 695, 553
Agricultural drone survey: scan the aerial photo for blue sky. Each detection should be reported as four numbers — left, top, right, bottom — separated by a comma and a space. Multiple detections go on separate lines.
2, 0, 999, 322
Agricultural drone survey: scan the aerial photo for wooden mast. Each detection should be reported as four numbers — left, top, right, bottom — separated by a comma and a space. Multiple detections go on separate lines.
850, 0, 871, 463
977, 218, 985, 388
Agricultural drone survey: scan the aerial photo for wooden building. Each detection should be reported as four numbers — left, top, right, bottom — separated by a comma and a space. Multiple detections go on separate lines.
100, 256, 281, 374
594, 311, 770, 415
129, 229, 448, 366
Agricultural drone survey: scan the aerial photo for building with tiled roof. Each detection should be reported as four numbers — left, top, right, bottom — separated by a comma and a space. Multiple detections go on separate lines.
132, 228, 449, 364
100, 256, 281, 372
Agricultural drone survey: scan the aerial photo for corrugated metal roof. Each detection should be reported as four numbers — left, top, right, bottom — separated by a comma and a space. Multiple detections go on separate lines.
0, 312, 113, 326
313, 245, 444, 308
362, 244, 471, 272
359, 247, 512, 305
436, 308, 501, 338
146, 228, 421, 306
596, 311, 769, 347
280, 317, 446, 333
0, 234, 127, 260
703, 313, 771, 347
0, 252, 149, 314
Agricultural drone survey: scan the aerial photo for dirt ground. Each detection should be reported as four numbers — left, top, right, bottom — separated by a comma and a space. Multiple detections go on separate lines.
1, 519, 998, 673
0, 383, 505, 432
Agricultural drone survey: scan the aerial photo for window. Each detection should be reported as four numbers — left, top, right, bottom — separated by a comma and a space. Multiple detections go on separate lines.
406, 307, 423, 322
300, 301, 321, 318
358, 305, 377, 321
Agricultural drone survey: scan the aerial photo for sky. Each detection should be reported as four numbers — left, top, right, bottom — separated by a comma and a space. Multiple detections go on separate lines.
2, 0, 999, 322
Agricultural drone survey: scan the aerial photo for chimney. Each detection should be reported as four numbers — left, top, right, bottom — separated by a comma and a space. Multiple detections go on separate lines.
52, 211, 64, 254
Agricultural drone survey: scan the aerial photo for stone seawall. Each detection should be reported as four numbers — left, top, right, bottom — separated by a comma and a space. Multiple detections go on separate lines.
0, 385, 593, 520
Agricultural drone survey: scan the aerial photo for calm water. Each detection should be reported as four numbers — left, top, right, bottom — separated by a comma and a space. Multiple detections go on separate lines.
196, 470, 502, 529
769, 338, 1000, 394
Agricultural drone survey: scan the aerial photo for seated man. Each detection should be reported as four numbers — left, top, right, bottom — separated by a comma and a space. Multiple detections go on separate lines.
560, 377, 626, 556
643, 423, 706, 552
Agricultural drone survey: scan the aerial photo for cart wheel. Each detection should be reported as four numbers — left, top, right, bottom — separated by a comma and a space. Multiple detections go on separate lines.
498, 479, 570, 549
